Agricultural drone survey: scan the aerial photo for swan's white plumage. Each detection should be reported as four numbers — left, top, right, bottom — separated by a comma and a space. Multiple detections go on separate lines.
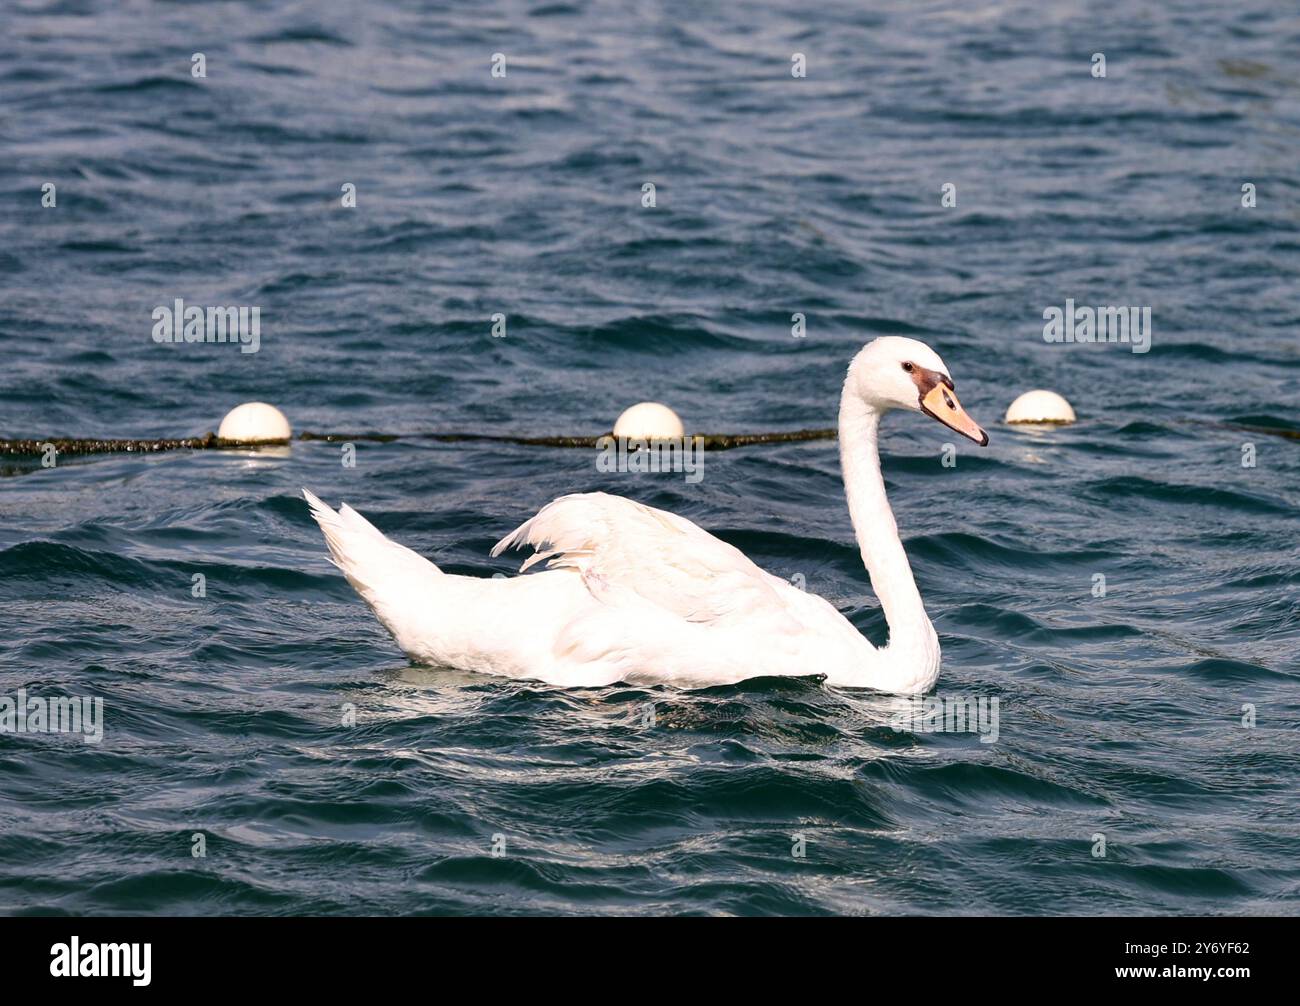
491, 492, 798, 630
306, 488, 440, 590
304, 336, 988, 692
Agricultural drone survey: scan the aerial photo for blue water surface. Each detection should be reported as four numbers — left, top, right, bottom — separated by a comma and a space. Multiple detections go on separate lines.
0, 0, 1297, 915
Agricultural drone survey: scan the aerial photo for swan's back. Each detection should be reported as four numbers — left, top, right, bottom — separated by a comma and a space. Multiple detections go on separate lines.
492, 492, 798, 630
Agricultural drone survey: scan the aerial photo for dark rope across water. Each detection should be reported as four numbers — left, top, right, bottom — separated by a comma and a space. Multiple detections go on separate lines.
3, 419, 1294, 460
0, 428, 839, 457
299, 428, 839, 449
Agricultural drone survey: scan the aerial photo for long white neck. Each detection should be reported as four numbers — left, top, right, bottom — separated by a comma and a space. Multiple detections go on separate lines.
838, 386, 940, 692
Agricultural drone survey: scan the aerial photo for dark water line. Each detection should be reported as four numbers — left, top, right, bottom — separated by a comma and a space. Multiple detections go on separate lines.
0, 429, 840, 457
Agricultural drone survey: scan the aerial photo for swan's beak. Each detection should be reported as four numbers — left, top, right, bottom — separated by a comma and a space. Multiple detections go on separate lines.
920, 383, 989, 446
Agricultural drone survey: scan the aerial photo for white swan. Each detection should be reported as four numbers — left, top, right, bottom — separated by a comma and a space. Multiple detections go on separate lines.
304, 336, 988, 693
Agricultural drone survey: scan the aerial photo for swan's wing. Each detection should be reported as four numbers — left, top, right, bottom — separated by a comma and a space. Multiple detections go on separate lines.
491, 492, 798, 628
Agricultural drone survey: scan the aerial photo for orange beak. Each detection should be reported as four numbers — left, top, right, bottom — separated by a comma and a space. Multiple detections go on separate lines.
920, 383, 989, 446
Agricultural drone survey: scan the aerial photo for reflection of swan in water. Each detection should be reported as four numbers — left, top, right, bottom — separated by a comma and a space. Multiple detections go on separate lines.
306, 337, 988, 693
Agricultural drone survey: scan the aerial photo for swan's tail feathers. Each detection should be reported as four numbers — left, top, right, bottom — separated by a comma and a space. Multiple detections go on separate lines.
303, 490, 444, 631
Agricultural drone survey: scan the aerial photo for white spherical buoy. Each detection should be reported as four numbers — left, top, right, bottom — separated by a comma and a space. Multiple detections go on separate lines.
612, 402, 685, 439
217, 402, 292, 442
1005, 390, 1076, 425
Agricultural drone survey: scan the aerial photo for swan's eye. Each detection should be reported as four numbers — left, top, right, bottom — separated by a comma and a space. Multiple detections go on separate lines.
902, 362, 914, 373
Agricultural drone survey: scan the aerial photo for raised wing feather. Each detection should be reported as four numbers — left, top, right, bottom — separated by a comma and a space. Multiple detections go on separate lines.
491, 492, 798, 629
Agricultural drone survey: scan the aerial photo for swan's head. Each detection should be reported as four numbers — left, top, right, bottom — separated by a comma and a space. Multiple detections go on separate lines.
847, 336, 989, 446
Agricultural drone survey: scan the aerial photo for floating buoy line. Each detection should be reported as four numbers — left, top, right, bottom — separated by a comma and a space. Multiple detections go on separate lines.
0, 400, 838, 459
0, 427, 839, 458
4, 397, 1295, 462
7, 422, 1300, 459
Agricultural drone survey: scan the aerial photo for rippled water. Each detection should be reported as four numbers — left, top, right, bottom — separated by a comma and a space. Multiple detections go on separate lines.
1, 0, 1298, 915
